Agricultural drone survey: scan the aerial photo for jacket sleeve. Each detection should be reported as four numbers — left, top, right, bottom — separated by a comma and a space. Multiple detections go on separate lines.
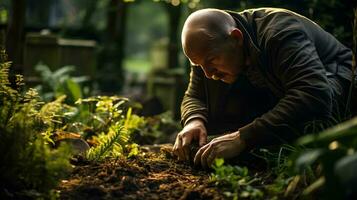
239, 30, 333, 147
181, 66, 209, 126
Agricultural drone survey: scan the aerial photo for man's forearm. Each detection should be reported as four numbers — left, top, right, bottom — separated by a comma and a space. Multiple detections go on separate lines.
180, 93, 208, 126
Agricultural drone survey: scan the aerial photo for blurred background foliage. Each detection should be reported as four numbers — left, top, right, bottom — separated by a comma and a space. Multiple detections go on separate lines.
0, 0, 356, 117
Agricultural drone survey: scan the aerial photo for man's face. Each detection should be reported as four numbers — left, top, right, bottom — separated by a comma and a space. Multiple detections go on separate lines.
188, 37, 247, 84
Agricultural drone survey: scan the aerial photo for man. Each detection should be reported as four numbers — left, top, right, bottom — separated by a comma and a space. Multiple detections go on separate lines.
173, 8, 355, 169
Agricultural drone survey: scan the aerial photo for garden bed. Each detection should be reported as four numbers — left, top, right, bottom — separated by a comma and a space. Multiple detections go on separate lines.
58, 144, 226, 200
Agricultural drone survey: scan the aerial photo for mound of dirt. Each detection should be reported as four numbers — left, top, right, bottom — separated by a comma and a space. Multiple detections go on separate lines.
58, 144, 226, 200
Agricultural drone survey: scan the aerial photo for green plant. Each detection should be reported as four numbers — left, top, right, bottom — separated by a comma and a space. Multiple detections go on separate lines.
74, 96, 128, 133
72, 96, 141, 161
210, 158, 264, 200
34, 63, 89, 104
0, 49, 72, 198
293, 117, 357, 199
86, 122, 128, 161
130, 111, 181, 144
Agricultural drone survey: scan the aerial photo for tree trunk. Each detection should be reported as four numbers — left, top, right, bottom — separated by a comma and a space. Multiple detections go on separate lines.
106, 0, 127, 69
6, 0, 26, 74
164, 3, 182, 69
98, 0, 128, 92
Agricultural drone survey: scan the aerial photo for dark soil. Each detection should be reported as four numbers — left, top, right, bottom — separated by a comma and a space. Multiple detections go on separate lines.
58, 144, 226, 200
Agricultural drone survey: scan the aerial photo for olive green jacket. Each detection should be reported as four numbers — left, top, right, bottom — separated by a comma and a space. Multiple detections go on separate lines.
181, 8, 353, 147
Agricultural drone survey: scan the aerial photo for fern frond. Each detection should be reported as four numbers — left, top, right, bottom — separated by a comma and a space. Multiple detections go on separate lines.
86, 123, 127, 161
0, 58, 17, 101
39, 95, 68, 126
15, 74, 25, 88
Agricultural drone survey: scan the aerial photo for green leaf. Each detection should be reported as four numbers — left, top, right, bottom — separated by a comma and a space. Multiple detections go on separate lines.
214, 158, 224, 168
86, 125, 126, 161
297, 117, 357, 146
334, 153, 357, 188
127, 143, 139, 158
65, 78, 82, 102
295, 149, 326, 172
52, 65, 75, 81
35, 63, 53, 84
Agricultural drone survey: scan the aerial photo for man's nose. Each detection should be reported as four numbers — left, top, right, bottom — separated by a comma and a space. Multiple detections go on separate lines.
201, 65, 216, 78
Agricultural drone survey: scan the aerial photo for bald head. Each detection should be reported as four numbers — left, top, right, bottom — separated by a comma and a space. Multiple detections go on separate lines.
181, 9, 237, 60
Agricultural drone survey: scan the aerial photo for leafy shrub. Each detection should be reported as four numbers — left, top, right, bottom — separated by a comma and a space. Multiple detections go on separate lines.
72, 96, 141, 161
210, 158, 264, 200
294, 117, 357, 199
0, 49, 72, 198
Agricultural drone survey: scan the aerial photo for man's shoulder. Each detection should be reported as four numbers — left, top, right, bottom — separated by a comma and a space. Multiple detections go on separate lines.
227, 8, 308, 37
229, 7, 308, 30
227, 8, 299, 17
232, 8, 312, 46
235, 7, 303, 18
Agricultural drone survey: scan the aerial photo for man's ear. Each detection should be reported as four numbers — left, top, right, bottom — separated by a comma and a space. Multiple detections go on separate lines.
230, 28, 243, 46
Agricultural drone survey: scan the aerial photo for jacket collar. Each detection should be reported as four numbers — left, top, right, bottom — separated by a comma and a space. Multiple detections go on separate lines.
226, 10, 262, 68
226, 10, 285, 98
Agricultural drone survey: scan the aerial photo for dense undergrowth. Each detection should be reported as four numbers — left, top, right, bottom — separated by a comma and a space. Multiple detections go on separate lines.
0, 48, 177, 198
0, 48, 73, 197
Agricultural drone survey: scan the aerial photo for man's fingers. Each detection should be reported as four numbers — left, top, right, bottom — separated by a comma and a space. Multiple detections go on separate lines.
182, 135, 192, 161
198, 132, 207, 147
183, 146, 190, 161
194, 144, 208, 166
173, 135, 181, 155
206, 148, 218, 168
175, 135, 186, 161
172, 143, 178, 156
194, 149, 203, 166
201, 144, 213, 169
174, 124, 207, 162
172, 136, 180, 156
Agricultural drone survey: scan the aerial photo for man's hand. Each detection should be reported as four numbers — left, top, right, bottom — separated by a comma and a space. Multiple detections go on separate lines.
194, 131, 246, 169
173, 119, 207, 161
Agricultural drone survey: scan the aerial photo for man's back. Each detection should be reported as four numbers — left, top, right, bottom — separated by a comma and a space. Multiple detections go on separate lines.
233, 8, 352, 82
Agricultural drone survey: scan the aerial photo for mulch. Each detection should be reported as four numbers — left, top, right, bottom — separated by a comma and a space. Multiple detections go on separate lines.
58, 144, 226, 200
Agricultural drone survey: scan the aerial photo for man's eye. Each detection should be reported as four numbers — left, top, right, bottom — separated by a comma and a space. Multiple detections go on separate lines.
210, 59, 220, 66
